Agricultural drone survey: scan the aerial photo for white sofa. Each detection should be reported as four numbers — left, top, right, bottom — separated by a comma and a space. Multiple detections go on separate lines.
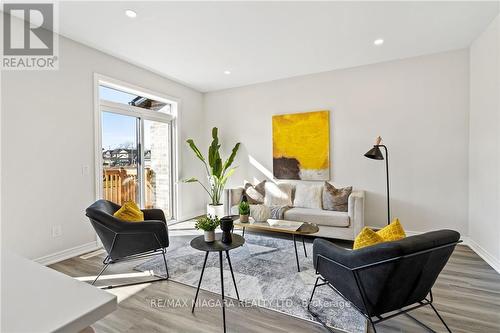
225, 183, 365, 241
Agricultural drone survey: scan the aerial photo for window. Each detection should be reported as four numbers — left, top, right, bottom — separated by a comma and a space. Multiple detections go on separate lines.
99, 85, 171, 114
96, 76, 177, 220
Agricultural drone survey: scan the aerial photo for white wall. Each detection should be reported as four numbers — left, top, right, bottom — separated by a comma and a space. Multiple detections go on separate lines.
204, 50, 470, 234
1, 31, 206, 260
2, 16, 490, 263
469, 15, 500, 267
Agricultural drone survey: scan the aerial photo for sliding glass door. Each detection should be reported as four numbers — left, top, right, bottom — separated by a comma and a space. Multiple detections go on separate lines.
97, 80, 176, 220
143, 120, 171, 215
101, 112, 139, 205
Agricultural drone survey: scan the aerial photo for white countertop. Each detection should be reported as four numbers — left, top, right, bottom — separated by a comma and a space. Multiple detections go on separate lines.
1, 250, 117, 333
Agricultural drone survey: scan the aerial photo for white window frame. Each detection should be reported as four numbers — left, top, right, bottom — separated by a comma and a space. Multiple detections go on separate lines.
93, 73, 180, 222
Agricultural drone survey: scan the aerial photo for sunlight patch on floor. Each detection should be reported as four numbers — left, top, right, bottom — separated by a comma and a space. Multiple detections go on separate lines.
74, 271, 157, 303
75, 270, 155, 282
107, 282, 152, 303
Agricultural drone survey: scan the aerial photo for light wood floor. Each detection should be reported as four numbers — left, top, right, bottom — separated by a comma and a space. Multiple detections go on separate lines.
50, 232, 500, 333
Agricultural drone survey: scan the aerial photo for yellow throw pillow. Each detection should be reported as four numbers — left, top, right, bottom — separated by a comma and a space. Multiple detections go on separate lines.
353, 227, 385, 250
113, 201, 144, 222
376, 218, 406, 241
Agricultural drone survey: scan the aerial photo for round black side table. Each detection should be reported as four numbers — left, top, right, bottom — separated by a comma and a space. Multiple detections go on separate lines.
190, 234, 245, 333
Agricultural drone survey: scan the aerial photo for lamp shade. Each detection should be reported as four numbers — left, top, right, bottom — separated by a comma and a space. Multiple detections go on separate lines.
364, 146, 384, 160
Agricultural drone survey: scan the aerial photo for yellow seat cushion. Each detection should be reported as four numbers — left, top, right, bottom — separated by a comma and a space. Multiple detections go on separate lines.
353, 218, 406, 250
376, 218, 406, 241
113, 201, 144, 222
353, 227, 384, 249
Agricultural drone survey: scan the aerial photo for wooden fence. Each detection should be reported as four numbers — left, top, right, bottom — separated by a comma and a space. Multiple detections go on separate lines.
103, 168, 154, 208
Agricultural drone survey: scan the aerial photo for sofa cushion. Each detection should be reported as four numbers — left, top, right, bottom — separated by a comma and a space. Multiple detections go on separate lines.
353, 227, 384, 249
244, 180, 266, 204
113, 201, 144, 222
377, 218, 406, 241
353, 219, 406, 250
284, 207, 349, 227
264, 182, 293, 206
293, 183, 323, 209
323, 182, 352, 212
250, 204, 271, 222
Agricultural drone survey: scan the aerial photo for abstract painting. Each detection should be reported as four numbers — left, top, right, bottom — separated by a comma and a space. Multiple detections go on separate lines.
272, 110, 330, 180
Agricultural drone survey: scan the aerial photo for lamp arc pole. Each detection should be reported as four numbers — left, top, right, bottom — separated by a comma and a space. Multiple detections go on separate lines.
377, 144, 390, 225
364, 137, 391, 226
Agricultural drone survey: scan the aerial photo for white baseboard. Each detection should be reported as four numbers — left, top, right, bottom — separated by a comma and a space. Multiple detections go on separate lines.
35, 241, 101, 266
465, 237, 500, 274
175, 210, 205, 223
367, 226, 500, 274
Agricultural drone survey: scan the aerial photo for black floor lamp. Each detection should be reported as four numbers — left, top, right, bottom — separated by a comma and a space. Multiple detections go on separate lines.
364, 136, 391, 225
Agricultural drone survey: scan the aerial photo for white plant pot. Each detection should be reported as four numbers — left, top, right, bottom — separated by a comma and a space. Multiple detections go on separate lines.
204, 230, 215, 242
207, 204, 225, 219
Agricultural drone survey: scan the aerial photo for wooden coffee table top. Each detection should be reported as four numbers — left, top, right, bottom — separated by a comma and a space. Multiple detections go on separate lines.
233, 218, 319, 235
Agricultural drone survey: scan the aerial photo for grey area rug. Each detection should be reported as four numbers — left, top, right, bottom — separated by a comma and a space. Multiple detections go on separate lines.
135, 232, 366, 333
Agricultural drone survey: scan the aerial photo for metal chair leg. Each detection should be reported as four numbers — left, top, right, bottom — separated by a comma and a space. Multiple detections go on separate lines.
307, 277, 320, 311
91, 252, 169, 289
404, 312, 437, 333
307, 277, 336, 333
429, 303, 452, 333
92, 261, 110, 285
162, 249, 169, 279
302, 236, 307, 257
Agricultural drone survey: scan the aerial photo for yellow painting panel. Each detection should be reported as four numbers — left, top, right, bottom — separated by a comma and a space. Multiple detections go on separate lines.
272, 110, 330, 180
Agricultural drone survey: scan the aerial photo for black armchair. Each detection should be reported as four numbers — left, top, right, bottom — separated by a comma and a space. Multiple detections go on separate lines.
86, 200, 169, 289
309, 230, 461, 333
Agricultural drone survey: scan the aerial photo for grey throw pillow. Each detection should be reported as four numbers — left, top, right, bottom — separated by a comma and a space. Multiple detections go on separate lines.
244, 180, 266, 204
322, 182, 352, 212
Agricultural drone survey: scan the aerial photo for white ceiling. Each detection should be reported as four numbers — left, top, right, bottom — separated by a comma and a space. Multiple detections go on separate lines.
58, 1, 499, 92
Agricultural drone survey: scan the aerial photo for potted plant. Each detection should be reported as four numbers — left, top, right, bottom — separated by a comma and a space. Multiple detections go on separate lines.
239, 201, 250, 223
195, 215, 220, 242
184, 127, 240, 218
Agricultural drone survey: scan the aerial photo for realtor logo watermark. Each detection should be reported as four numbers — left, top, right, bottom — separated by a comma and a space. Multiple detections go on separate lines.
2, 2, 59, 70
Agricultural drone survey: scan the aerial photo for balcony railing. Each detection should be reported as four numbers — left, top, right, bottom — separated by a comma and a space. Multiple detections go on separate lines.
103, 167, 154, 208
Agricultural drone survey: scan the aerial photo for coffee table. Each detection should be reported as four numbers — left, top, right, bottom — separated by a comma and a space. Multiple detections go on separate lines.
233, 218, 319, 272
190, 234, 245, 333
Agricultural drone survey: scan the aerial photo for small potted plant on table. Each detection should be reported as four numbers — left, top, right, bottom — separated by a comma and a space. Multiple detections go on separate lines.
239, 201, 250, 223
195, 215, 220, 242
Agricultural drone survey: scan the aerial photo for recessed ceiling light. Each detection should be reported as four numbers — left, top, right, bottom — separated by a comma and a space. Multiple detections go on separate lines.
125, 10, 137, 18
373, 38, 384, 46
223, 70, 231, 75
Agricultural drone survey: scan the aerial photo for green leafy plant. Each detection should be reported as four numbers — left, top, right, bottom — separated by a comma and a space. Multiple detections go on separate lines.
184, 127, 241, 205
239, 201, 250, 215
195, 215, 220, 231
